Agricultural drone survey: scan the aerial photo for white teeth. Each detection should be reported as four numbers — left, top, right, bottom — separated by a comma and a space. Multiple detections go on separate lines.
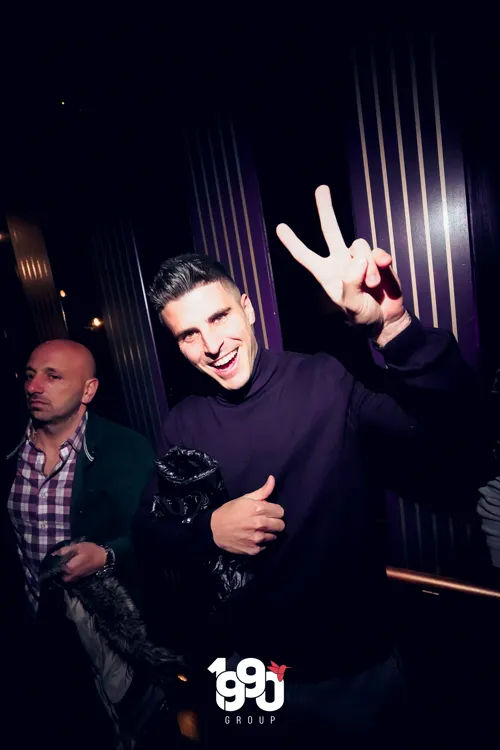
213, 350, 237, 368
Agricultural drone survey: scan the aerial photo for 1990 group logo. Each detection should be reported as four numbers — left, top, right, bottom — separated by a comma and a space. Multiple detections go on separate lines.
208, 657, 288, 712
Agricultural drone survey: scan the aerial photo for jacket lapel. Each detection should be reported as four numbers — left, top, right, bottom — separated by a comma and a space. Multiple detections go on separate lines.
2, 433, 25, 509
70, 411, 100, 535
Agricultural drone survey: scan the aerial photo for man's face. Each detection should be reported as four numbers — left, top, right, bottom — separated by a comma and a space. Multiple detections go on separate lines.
25, 343, 98, 424
161, 282, 258, 391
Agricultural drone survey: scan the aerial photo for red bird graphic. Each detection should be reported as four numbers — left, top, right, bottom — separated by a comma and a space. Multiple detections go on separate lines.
267, 661, 291, 682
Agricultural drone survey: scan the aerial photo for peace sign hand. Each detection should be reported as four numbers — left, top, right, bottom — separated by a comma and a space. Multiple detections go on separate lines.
276, 185, 411, 344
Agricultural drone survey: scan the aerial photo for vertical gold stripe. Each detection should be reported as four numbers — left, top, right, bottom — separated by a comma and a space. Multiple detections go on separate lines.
353, 52, 378, 248
431, 38, 458, 340
398, 496, 409, 568
207, 129, 236, 281
410, 46, 439, 327
218, 121, 250, 295
185, 135, 209, 255
229, 120, 269, 349
371, 49, 397, 271
391, 47, 420, 316
196, 133, 221, 262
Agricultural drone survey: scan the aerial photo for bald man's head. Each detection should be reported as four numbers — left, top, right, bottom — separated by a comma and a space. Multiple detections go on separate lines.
25, 339, 99, 425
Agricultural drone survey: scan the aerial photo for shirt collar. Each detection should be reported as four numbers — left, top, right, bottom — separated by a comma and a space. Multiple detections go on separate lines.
66, 411, 88, 453
26, 411, 88, 453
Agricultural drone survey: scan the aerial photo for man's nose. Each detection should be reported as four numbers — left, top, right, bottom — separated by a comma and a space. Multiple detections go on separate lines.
202, 331, 223, 358
26, 377, 43, 395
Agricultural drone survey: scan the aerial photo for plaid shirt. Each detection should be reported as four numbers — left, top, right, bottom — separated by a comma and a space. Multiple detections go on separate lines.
7, 412, 88, 610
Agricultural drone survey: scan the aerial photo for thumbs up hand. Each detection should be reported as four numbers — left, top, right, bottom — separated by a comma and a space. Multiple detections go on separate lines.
211, 475, 285, 555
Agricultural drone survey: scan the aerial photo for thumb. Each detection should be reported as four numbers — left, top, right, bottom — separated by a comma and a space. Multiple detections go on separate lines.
54, 544, 80, 561
54, 545, 73, 557
250, 475, 276, 501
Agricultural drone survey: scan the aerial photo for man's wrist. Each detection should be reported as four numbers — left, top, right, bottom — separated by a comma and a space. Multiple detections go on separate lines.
373, 310, 412, 348
95, 545, 116, 577
210, 508, 220, 545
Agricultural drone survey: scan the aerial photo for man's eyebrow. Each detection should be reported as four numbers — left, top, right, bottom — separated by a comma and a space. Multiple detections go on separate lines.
208, 306, 231, 323
176, 307, 232, 341
176, 327, 197, 342
25, 366, 62, 375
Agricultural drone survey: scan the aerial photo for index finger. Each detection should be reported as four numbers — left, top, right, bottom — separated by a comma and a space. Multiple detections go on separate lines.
256, 502, 284, 519
257, 517, 285, 533
315, 185, 349, 256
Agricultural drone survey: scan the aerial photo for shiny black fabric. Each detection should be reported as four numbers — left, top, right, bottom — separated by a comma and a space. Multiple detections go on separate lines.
153, 446, 251, 607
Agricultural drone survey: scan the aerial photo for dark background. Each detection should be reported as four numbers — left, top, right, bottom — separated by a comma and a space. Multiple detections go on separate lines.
2, 11, 500, 745
0, 14, 499, 437
2, 14, 500, 413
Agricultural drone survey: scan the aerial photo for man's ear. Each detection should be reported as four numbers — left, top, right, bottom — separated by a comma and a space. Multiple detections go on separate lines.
82, 377, 99, 405
241, 294, 256, 326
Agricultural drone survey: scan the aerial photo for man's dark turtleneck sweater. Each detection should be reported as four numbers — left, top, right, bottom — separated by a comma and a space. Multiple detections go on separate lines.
134, 316, 477, 679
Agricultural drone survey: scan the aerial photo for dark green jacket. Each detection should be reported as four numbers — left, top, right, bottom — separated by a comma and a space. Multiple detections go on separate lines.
2, 410, 155, 622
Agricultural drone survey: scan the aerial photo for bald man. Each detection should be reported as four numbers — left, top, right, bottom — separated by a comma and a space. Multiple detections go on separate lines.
1, 339, 156, 747
3, 339, 155, 616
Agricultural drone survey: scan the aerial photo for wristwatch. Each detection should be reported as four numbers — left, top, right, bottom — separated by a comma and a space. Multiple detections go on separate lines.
95, 545, 116, 577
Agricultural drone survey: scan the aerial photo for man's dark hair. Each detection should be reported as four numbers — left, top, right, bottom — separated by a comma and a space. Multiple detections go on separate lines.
149, 253, 240, 314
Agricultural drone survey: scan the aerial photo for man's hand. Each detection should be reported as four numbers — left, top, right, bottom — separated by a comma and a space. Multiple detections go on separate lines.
276, 185, 411, 344
55, 541, 107, 583
211, 475, 285, 555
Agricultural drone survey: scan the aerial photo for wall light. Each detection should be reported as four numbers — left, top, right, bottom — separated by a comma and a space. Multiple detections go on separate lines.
91, 317, 103, 329
60, 289, 67, 298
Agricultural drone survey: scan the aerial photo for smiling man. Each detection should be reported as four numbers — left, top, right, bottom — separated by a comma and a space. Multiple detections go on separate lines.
164, 277, 258, 391
134, 186, 478, 746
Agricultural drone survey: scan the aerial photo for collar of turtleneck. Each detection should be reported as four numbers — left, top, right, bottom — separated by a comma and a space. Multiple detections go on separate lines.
214, 345, 281, 406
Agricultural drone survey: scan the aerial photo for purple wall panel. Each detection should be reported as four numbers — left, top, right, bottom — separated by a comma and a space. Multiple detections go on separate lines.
348, 35, 479, 577
185, 117, 282, 351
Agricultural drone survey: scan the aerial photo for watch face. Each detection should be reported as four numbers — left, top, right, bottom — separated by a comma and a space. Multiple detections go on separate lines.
97, 546, 115, 575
